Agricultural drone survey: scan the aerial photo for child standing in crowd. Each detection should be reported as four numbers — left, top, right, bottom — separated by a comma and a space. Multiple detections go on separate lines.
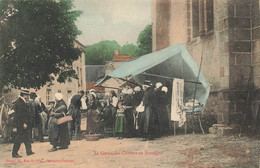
114, 101, 126, 139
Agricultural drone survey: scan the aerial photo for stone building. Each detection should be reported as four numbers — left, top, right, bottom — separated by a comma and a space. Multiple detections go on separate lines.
36, 40, 86, 105
152, 0, 260, 125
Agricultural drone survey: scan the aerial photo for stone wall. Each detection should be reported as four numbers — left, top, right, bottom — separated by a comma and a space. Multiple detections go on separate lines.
152, 0, 259, 125
224, 0, 253, 124
152, 0, 171, 51
252, 0, 260, 122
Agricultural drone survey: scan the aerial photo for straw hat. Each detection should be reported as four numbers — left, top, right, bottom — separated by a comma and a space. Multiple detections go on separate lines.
20, 88, 30, 95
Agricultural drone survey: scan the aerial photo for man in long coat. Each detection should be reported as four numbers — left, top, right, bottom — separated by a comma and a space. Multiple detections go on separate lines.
69, 90, 84, 140
12, 89, 35, 158
142, 81, 159, 140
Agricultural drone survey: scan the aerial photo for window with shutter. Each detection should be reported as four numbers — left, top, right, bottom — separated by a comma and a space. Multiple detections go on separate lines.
46, 89, 52, 104
192, 0, 200, 36
192, 0, 214, 37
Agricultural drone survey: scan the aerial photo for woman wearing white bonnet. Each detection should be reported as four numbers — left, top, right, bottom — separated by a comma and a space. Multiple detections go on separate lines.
155, 82, 162, 89
162, 86, 168, 93
134, 86, 141, 92
121, 88, 128, 94
157, 85, 171, 136
54, 93, 63, 101
90, 92, 97, 98
127, 88, 133, 95
48, 92, 70, 152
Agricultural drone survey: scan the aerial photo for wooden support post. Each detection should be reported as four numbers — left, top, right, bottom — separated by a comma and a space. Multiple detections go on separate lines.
173, 121, 176, 136
198, 114, 205, 134
185, 121, 187, 134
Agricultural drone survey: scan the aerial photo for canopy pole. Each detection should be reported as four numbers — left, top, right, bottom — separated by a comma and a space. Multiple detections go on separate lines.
181, 56, 184, 79
141, 72, 202, 85
102, 86, 120, 90
192, 47, 204, 134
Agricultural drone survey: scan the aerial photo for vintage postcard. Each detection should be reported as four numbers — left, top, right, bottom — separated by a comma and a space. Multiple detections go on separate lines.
0, 0, 259, 167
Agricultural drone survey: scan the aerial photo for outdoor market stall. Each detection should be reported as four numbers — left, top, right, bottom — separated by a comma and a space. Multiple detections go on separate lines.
96, 44, 210, 134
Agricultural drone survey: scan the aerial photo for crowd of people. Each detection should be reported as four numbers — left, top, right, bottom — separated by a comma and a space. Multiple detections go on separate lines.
85, 80, 172, 140
10, 80, 173, 158
11, 89, 72, 157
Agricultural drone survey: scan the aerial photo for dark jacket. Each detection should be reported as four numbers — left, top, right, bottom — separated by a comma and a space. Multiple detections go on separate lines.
54, 100, 68, 119
143, 87, 158, 108
70, 94, 82, 109
28, 100, 42, 128
156, 90, 169, 106
39, 102, 47, 112
123, 94, 133, 106
132, 91, 144, 107
13, 97, 31, 130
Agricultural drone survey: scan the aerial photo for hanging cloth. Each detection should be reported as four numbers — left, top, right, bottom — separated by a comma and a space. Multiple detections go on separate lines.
171, 78, 186, 127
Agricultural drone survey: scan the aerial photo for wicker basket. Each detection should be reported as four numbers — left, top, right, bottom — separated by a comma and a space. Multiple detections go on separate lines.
56, 116, 73, 125
84, 133, 101, 141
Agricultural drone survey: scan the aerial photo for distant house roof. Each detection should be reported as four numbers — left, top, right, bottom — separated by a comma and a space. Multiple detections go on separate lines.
85, 65, 105, 82
112, 54, 133, 61
74, 39, 85, 48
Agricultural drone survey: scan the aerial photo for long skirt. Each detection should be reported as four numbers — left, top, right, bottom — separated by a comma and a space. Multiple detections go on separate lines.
157, 105, 170, 135
48, 116, 70, 148
124, 108, 135, 133
87, 110, 100, 133
48, 116, 59, 146
58, 122, 70, 148
143, 105, 158, 135
114, 116, 126, 133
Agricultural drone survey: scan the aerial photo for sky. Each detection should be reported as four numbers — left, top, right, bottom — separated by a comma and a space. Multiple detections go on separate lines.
73, 0, 152, 46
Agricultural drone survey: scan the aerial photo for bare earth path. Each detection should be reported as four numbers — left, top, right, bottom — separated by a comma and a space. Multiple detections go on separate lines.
0, 133, 259, 168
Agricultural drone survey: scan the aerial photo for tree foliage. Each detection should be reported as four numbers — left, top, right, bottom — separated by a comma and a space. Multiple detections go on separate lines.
85, 24, 152, 65
85, 40, 121, 65
137, 24, 152, 56
85, 41, 144, 65
0, 0, 82, 90
119, 44, 139, 58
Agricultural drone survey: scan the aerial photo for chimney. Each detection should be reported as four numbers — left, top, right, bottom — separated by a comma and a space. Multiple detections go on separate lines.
115, 50, 119, 55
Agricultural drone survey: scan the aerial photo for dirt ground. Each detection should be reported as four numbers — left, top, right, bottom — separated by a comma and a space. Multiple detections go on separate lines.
0, 118, 259, 168
0, 132, 259, 168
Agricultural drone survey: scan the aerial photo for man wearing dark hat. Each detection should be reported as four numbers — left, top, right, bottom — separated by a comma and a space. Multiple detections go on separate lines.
141, 80, 158, 140
69, 90, 84, 140
12, 88, 35, 158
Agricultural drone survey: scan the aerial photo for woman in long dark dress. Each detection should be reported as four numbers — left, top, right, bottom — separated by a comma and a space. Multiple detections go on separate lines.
156, 86, 171, 136
86, 93, 101, 133
123, 89, 135, 137
48, 93, 70, 152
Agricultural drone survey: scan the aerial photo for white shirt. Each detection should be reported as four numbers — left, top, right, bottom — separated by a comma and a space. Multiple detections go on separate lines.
111, 97, 118, 108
